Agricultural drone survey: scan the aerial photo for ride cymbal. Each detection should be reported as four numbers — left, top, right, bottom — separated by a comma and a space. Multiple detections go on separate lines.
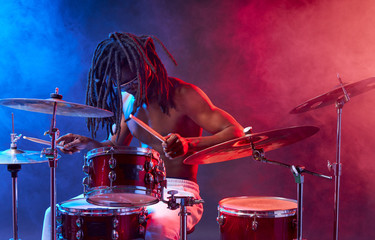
183, 126, 319, 165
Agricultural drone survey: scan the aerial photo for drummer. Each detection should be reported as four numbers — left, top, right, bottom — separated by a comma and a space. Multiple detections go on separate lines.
42, 32, 244, 240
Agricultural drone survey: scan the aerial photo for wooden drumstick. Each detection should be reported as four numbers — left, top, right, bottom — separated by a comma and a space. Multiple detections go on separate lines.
23, 136, 64, 149
129, 114, 166, 142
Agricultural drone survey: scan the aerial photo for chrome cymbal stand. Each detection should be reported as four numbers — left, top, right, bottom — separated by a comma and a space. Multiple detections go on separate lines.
252, 148, 332, 240
330, 75, 350, 240
165, 190, 204, 240
41, 88, 61, 240
7, 114, 23, 240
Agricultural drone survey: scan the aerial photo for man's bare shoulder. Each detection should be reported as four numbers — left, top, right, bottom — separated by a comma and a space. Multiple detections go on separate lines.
170, 77, 204, 99
169, 77, 214, 112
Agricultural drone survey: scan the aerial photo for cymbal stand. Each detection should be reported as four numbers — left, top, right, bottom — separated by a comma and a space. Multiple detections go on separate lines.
251, 148, 332, 240
8, 164, 21, 240
41, 88, 61, 240
165, 190, 204, 240
330, 75, 350, 240
7, 113, 22, 240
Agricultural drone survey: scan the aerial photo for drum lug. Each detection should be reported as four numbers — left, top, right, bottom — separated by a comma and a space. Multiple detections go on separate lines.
251, 216, 258, 231
82, 176, 91, 187
112, 229, 119, 240
56, 233, 64, 239
145, 172, 154, 185
112, 217, 119, 228
216, 214, 226, 226
139, 208, 148, 236
154, 169, 167, 187
109, 157, 117, 169
82, 165, 90, 175
56, 224, 62, 235
144, 160, 154, 172
76, 217, 83, 228
76, 229, 83, 240
139, 212, 147, 224
108, 170, 117, 182
139, 225, 146, 236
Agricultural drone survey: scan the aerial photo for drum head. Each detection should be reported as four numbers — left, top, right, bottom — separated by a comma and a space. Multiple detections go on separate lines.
86, 146, 160, 159
219, 196, 297, 218
86, 188, 159, 207
58, 198, 141, 216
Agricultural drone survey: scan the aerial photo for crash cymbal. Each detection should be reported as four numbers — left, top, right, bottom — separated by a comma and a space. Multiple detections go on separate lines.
291, 77, 375, 114
183, 126, 319, 165
0, 148, 49, 164
0, 98, 113, 118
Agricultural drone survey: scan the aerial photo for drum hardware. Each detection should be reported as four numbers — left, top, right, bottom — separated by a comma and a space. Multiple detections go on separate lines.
165, 190, 204, 240
56, 198, 148, 240
0, 89, 114, 240
251, 146, 332, 240
0, 113, 49, 240
217, 196, 298, 239
290, 76, 375, 240
83, 146, 166, 207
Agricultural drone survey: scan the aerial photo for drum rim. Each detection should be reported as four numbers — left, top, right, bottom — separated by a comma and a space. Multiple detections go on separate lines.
86, 146, 160, 159
218, 196, 297, 218
57, 198, 143, 216
85, 186, 160, 207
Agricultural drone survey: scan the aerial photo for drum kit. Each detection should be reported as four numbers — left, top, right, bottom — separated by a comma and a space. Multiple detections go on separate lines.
0, 76, 373, 240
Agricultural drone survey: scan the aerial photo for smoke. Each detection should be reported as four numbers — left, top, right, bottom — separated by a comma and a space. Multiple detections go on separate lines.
0, 0, 374, 239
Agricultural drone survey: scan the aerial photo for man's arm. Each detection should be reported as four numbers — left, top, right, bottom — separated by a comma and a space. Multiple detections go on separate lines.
163, 83, 244, 158
57, 110, 133, 153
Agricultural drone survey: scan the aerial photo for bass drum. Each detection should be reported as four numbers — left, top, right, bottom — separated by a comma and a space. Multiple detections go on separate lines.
56, 198, 148, 240
217, 196, 297, 240
83, 146, 166, 207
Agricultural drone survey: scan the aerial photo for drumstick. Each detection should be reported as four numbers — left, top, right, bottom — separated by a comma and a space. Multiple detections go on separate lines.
129, 114, 166, 142
23, 136, 64, 149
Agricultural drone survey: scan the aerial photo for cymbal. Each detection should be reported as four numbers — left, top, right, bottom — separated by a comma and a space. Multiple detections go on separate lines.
291, 77, 375, 114
0, 148, 49, 164
183, 126, 319, 165
0, 98, 113, 118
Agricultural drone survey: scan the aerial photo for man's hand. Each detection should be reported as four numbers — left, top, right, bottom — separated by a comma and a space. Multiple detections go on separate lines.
57, 133, 93, 154
162, 133, 190, 159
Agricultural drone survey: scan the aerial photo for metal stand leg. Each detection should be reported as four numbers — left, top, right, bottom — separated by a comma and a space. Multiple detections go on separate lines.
251, 149, 332, 240
49, 161, 57, 240
166, 191, 204, 240
291, 166, 304, 240
8, 164, 21, 240
333, 102, 344, 240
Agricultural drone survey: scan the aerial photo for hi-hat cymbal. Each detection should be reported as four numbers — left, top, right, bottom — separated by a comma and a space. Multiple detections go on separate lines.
0, 98, 113, 118
183, 126, 319, 165
291, 77, 375, 114
0, 148, 49, 164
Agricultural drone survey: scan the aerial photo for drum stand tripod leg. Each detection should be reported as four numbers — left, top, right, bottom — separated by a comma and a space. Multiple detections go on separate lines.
8, 164, 21, 240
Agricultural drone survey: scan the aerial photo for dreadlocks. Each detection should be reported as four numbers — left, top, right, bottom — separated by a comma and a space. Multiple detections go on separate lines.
86, 32, 177, 138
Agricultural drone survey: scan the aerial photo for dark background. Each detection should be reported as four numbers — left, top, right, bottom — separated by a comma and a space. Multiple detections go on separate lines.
0, 0, 374, 239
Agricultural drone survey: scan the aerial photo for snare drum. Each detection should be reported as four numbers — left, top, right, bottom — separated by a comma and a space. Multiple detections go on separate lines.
217, 196, 297, 240
83, 146, 166, 207
56, 198, 147, 240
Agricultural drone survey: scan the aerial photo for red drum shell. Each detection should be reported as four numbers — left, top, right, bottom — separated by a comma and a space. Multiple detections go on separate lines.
218, 196, 297, 240
56, 198, 147, 240
83, 146, 165, 207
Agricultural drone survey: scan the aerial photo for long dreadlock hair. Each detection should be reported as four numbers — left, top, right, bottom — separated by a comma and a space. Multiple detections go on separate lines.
86, 32, 177, 138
